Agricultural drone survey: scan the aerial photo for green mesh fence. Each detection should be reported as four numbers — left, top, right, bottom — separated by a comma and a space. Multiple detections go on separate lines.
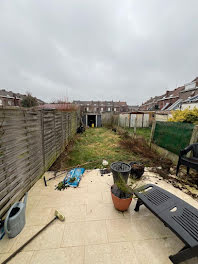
153, 122, 194, 155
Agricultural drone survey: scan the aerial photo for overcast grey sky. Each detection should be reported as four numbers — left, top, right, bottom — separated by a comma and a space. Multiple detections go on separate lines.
0, 0, 198, 105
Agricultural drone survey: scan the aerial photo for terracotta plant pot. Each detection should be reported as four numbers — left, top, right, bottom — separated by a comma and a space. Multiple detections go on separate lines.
111, 190, 132, 212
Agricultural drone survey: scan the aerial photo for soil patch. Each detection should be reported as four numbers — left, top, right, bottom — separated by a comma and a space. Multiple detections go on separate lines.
118, 128, 198, 199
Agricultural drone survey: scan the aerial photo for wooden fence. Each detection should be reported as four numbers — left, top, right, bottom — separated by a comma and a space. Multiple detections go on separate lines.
118, 113, 150, 128
0, 108, 78, 217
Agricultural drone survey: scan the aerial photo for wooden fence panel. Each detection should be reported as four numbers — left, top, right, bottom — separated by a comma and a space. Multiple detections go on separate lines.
68, 112, 71, 141
25, 110, 43, 183
0, 108, 77, 217
55, 111, 62, 157
0, 109, 31, 216
62, 112, 67, 148
43, 110, 56, 170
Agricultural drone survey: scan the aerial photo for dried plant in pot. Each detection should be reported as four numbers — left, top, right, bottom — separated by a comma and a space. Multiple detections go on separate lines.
111, 173, 136, 212
129, 162, 144, 179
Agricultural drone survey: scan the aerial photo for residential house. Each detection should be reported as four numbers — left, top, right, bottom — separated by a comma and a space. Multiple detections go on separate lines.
173, 77, 198, 110
0, 90, 21, 106
158, 86, 184, 110
73, 100, 128, 114
139, 77, 198, 111
181, 94, 198, 110
179, 77, 198, 100
0, 89, 44, 107
73, 100, 129, 127
139, 95, 164, 111
128, 105, 139, 112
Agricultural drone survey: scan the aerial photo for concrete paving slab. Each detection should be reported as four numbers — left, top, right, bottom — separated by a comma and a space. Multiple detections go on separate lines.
0, 169, 198, 263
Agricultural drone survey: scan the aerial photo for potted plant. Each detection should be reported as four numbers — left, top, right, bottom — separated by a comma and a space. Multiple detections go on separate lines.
110, 162, 136, 211
129, 161, 144, 179
111, 178, 135, 211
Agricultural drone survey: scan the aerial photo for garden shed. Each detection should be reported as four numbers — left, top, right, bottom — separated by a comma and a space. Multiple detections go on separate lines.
82, 113, 102, 127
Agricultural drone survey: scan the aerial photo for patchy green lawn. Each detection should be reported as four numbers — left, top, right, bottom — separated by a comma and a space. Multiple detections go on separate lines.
52, 127, 139, 170
125, 127, 151, 141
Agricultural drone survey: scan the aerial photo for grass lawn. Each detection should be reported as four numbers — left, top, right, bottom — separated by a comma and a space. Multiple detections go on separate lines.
125, 127, 151, 141
53, 127, 139, 170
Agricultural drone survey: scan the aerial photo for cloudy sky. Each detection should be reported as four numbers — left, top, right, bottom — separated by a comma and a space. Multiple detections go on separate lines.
0, 0, 198, 105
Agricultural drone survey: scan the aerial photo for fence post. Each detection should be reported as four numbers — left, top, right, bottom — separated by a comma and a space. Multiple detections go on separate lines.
188, 125, 198, 157
134, 117, 137, 137
41, 110, 45, 171
187, 125, 198, 157
61, 112, 64, 150
189, 125, 198, 145
54, 110, 57, 157
23, 109, 31, 186
149, 120, 156, 147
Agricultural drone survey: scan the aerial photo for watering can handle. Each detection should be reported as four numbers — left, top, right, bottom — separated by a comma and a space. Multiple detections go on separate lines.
23, 192, 28, 208
4, 204, 16, 235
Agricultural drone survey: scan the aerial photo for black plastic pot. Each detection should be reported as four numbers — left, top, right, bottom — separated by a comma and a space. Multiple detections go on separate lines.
110, 162, 131, 184
129, 161, 144, 179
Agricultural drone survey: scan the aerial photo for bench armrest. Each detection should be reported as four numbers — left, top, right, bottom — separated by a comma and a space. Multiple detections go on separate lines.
180, 145, 193, 156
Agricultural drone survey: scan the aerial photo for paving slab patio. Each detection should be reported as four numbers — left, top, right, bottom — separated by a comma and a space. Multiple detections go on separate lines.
0, 169, 198, 264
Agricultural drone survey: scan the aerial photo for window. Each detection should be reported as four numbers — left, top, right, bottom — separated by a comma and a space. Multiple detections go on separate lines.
114, 108, 116, 112
108, 107, 111, 111
8, 100, 12, 106
0, 99, 2, 105
87, 107, 89, 111
94, 107, 97, 111
101, 107, 103, 111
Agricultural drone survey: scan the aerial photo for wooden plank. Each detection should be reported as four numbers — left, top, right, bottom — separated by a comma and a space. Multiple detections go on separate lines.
0, 174, 6, 184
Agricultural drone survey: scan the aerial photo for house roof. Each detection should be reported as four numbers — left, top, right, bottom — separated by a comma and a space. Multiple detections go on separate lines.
192, 77, 198, 82
166, 99, 183, 110
0, 89, 24, 99
182, 77, 198, 89
158, 86, 184, 101
161, 103, 171, 111
141, 94, 164, 106
73, 101, 127, 106
183, 94, 198, 104
0, 89, 45, 104
180, 88, 198, 100
140, 77, 198, 110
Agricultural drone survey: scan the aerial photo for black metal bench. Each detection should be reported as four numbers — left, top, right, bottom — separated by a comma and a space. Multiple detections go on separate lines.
134, 184, 198, 264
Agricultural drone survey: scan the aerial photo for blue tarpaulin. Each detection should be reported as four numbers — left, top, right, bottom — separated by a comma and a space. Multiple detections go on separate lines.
63, 168, 85, 187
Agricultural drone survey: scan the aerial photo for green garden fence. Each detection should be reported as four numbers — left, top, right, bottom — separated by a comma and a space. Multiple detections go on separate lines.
153, 122, 194, 155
